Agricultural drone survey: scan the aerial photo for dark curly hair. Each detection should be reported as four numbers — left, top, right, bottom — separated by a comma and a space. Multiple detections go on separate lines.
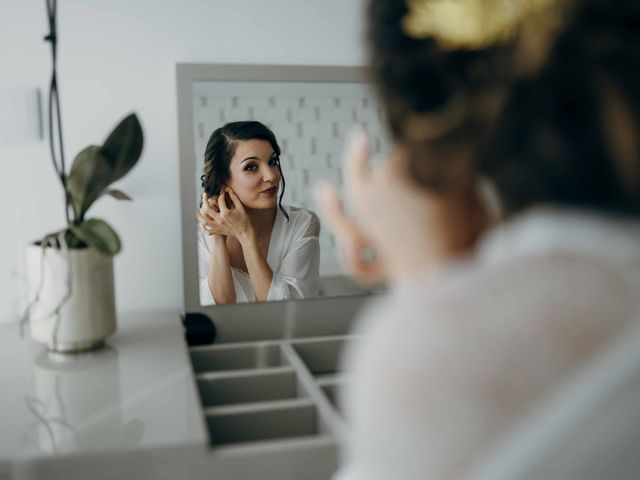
201, 121, 288, 220
367, 0, 640, 216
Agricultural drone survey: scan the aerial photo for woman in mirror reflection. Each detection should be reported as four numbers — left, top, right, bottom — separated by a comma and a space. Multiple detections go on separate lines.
317, 0, 640, 478
197, 121, 320, 304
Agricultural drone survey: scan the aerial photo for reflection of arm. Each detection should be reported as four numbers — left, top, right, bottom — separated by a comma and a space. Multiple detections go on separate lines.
268, 211, 320, 301
208, 235, 236, 304
239, 232, 273, 302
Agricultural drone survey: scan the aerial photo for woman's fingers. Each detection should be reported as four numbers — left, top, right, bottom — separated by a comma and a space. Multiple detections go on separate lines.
196, 209, 218, 227
217, 191, 230, 213
314, 182, 387, 284
226, 188, 245, 212
344, 128, 371, 197
200, 223, 212, 236
199, 205, 217, 222
314, 183, 353, 239
201, 192, 220, 218
199, 215, 228, 236
201, 223, 225, 237
196, 210, 220, 228
343, 238, 387, 284
207, 195, 220, 212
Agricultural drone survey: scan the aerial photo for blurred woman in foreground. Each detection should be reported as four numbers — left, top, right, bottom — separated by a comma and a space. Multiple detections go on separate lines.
317, 0, 640, 478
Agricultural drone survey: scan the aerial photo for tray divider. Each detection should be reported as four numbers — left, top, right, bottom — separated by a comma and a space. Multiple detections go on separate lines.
280, 343, 348, 443
204, 397, 314, 416
196, 365, 292, 381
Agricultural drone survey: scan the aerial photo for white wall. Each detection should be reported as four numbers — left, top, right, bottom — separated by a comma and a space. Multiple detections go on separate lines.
0, 0, 367, 322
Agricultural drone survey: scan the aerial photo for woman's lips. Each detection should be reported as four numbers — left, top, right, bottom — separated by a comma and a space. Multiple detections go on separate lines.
261, 186, 277, 196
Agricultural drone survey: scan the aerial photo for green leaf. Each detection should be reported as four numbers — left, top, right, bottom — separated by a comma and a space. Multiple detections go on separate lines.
104, 189, 132, 201
66, 114, 143, 222
69, 219, 121, 255
99, 113, 144, 184
67, 146, 113, 221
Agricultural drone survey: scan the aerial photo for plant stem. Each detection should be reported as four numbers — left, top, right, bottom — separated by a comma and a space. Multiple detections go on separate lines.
44, 0, 72, 226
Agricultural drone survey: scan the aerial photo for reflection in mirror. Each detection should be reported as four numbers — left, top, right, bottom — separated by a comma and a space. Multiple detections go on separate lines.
23, 348, 144, 455
179, 65, 390, 306
197, 122, 323, 305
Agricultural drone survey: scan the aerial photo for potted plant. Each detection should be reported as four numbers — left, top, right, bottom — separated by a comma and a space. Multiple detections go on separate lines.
25, 1, 143, 353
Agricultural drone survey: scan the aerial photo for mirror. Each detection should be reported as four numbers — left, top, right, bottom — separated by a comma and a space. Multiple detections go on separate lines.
177, 64, 390, 308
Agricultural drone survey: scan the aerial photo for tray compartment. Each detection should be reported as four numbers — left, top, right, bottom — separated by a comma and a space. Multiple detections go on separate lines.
190, 343, 282, 373
206, 401, 317, 446
197, 367, 298, 407
291, 338, 347, 377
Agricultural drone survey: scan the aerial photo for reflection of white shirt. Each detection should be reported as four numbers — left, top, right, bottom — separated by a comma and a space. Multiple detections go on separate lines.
336, 207, 640, 480
198, 205, 320, 305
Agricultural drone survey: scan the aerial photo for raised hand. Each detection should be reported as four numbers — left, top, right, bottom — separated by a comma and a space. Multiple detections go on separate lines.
314, 182, 387, 284
196, 189, 254, 240
216, 189, 254, 240
315, 129, 460, 285
197, 192, 223, 236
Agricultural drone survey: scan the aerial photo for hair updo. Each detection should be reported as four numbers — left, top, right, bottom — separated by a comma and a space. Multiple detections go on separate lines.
201, 121, 288, 220
367, 0, 640, 216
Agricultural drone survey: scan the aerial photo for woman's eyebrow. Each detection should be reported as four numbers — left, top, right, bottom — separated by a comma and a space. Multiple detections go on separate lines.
241, 151, 276, 163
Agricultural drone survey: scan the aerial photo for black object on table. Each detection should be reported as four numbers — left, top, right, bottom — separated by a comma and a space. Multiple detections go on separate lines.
182, 312, 217, 346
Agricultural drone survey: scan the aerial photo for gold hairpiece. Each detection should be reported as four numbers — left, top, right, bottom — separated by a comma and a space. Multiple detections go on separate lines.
402, 0, 562, 50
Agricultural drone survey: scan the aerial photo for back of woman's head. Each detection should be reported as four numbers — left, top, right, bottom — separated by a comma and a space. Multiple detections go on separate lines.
367, 0, 640, 216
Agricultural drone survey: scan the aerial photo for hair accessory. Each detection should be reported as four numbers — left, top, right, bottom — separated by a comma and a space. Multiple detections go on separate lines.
402, 0, 562, 50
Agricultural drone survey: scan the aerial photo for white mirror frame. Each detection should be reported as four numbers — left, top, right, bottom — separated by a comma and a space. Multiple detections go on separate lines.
176, 63, 374, 342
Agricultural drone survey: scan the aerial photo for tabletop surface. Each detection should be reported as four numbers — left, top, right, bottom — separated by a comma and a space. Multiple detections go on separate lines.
0, 310, 208, 462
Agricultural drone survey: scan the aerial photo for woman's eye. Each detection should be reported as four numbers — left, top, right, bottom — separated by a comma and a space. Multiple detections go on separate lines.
244, 164, 257, 172
269, 157, 280, 166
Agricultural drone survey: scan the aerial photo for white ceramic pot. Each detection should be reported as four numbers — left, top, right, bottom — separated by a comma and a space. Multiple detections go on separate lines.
26, 245, 116, 353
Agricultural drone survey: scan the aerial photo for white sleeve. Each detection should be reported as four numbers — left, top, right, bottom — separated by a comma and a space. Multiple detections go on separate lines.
197, 229, 216, 306
266, 212, 320, 301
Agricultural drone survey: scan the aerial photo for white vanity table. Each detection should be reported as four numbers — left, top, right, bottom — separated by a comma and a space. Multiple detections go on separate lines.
0, 311, 207, 478
0, 297, 367, 479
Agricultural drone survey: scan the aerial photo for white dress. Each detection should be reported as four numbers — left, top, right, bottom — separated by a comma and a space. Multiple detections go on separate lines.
335, 207, 640, 479
198, 205, 320, 305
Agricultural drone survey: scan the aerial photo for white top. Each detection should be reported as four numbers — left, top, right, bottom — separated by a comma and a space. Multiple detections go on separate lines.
198, 205, 320, 305
335, 207, 640, 480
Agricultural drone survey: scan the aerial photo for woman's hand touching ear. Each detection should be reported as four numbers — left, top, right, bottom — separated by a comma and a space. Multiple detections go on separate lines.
216, 189, 255, 241
197, 192, 224, 236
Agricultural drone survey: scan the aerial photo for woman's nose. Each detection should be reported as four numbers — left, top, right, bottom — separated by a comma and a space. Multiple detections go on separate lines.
263, 168, 278, 183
